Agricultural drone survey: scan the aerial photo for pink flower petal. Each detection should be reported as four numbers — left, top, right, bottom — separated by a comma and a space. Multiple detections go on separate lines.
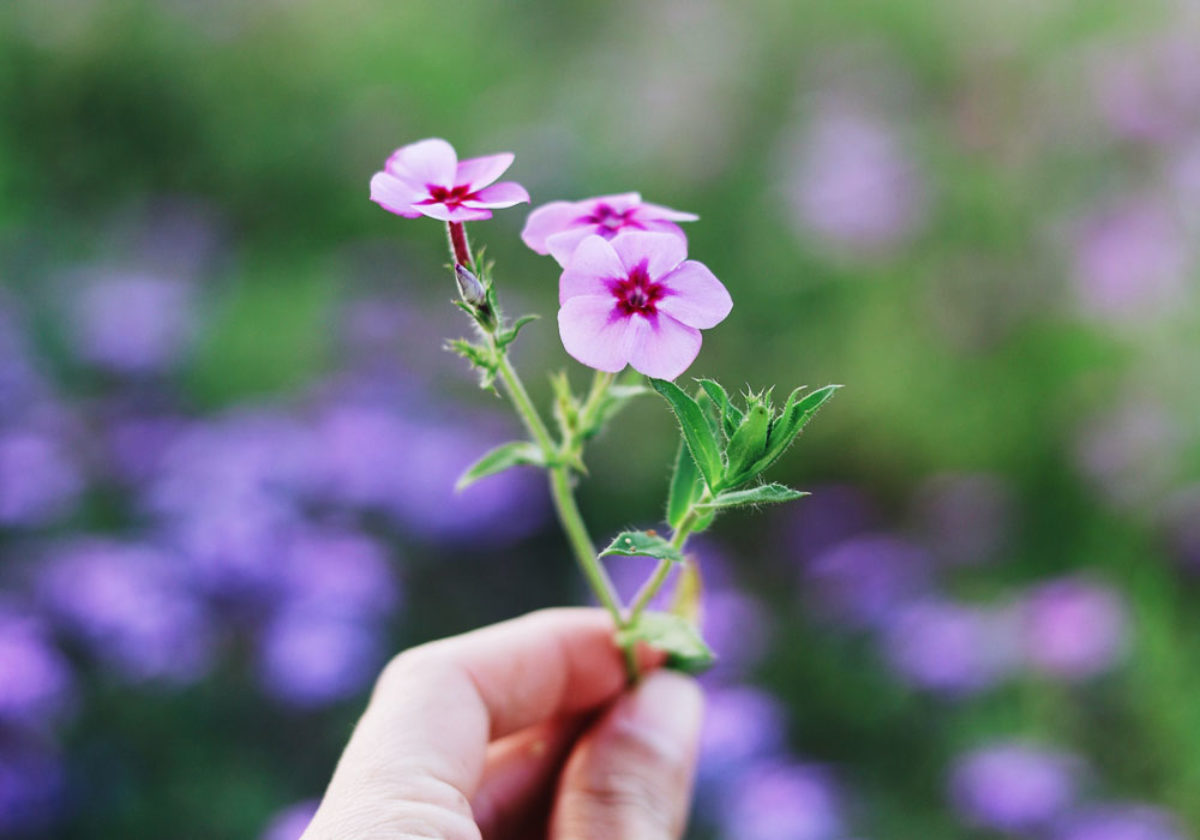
627, 313, 702, 380
414, 202, 494, 222
386, 138, 457, 188
522, 201, 587, 254
611, 231, 687, 279
636, 200, 700, 223
463, 181, 530, 209
595, 192, 643, 213
658, 260, 733, 328
560, 236, 626, 304
455, 153, 515, 191
557, 295, 635, 373
546, 228, 596, 267
369, 172, 423, 218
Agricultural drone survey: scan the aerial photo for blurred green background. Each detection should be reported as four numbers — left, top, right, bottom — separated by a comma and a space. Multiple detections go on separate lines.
2, 0, 1199, 837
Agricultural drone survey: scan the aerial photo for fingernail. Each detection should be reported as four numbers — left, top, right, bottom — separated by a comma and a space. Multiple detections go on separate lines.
616, 670, 704, 745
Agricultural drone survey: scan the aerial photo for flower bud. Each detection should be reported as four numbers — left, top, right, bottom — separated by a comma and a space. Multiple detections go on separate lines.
455, 264, 487, 306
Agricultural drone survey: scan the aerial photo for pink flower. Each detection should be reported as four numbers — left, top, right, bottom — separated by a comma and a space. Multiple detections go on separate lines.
557, 232, 731, 380
522, 193, 698, 266
369, 138, 529, 222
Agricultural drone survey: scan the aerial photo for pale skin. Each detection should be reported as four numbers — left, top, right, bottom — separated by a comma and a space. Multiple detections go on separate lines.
302, 608, 705, 840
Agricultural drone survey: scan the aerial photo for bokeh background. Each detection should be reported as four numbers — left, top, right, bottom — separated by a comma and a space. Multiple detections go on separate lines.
2, 0, 1200, 837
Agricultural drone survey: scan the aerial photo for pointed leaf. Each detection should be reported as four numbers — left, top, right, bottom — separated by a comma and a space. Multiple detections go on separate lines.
599, 530, 683, 563
456, 441, 545, 490
697, 379, 743, 439
650, 379, 724, 492
616, 611, 715, 674
496, 313, 539, 349
665, 439, 704, 531
697, 483, 809, 510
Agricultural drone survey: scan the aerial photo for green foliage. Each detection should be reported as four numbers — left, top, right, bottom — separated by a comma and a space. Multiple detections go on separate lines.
455, 441, 545, 490
648, 378, 726, 492
599, 529, 684, 563
698, 483, 809, 510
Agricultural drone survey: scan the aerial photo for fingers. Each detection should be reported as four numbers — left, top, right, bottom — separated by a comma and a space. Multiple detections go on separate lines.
550, 671, 704, 840
472, 715, 589, 840
305, 608, 638, 840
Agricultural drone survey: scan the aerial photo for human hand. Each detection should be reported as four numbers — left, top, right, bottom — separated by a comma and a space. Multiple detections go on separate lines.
302, 608, 705, 840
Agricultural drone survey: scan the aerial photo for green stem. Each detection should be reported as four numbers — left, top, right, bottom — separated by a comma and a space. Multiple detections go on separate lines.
446, 228, 635, 678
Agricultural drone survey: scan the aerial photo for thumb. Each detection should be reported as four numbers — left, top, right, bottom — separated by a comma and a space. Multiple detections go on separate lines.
550, 670, 704, 840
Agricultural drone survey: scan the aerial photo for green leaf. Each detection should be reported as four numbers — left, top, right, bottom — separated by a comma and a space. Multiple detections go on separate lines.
617, 611, 715, 674
649, 379, 724, 492
747, 384, 841, 479
599, 530, 684, 563
697, 483, 809, 510
496, 313, 539, 349
455, 441, 545, 490
697, 379, 743, 438
665, 439, 704, 531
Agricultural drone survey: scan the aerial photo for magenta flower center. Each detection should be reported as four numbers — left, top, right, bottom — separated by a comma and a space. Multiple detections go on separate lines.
612, 263, 665, 317
586, 204, 641, 238
426, 184, 475, 208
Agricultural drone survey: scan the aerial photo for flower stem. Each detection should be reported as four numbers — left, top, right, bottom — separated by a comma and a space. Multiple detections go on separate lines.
447, 221, 472, 266
445, 225, 635, 679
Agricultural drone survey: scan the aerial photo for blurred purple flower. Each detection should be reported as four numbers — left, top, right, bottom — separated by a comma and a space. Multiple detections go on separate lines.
257, 609, 384, 708
700, 685, 788, 773
315, 401, 547, 545
0, 303, 48, 420
1091, 37, 1200, 144
950, 741, 1082, 832
280, 527, 400, 620
1020, 577, 1128, 681
882, 599, 1019, 697
37, 539, 215, 684
148, 411, 319, 596
783, 100, 926, 256
69, 271, 199, 374
0, 608, 73, 729
0, 747, 66, 834
802, 535, 934, 630
1070, 198, 1189, 324
1076, 397, 1181, 510
1055, 804, 1189, 840
0, 428, 83, 528
778, 484, 878, 562
719, 760, 844, 840
260, 799, 319, 840
913, 473, 1014, 566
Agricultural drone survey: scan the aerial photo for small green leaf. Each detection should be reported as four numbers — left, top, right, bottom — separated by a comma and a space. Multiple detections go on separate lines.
617, 611, 715, 674
697, 483, 809, 510
456, 441, 545, 490
599, 530, 684, 563
697, 379, 743, 438
649, 379, 724, 491
496, 313, 539, 349
665, 439, 704, 531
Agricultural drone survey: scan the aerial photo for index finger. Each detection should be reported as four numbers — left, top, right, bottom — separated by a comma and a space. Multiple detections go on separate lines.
322, 608, 645, 806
